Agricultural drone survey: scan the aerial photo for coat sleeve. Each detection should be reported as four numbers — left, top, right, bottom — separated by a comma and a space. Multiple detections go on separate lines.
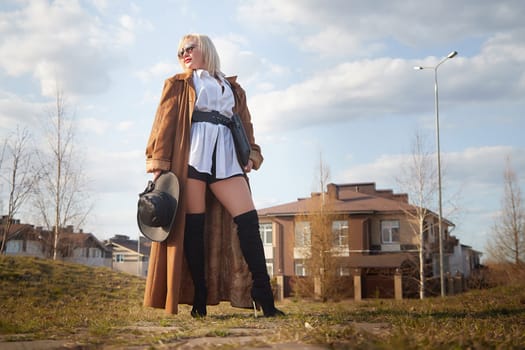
145, 78, 181, 172
230, 81, 264, 170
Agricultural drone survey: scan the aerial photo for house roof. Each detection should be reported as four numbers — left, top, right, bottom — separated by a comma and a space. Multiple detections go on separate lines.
106, 235, 152, 256
1, 219, 110, 253
258, 182, 415, 217
60, 231, 111, 252
3, 223, 35, 240
258, 182, 455, 226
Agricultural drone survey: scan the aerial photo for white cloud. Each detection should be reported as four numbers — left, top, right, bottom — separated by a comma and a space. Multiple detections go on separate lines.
249, 36, 525, 134
338, 145, 525, 206
445, 146, 525, 185
115, 12, 153, 47
86, 148, 145, 191
238, 0, 525, 53
299, 26, 384, 59
81, 147, 147, 238
339, 153, 408, 186
117, 121, 134, 131
213, 34, 291, 92
249, 58, 421, 132
78, 117, 111, 135
0, 1, 150, 97
0, 90, 49, 129
234, 1, 525, 135
90, 0, 108, 12
136, 61, 179, 82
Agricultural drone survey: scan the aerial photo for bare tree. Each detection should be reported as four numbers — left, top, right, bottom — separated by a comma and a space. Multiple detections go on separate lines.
33, 89, 91, 260
486, 158, 525, 265
0, 137, 8, 248
0, 138, 7, 212
0, 127, 39, 254
293, 153, 349, 301
0, 137, 6, 172
315, 150, 330, 206
396, 131, 439, 299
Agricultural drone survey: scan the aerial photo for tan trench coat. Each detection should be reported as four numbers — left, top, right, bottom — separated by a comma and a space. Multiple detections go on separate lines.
143, 71, 264, 314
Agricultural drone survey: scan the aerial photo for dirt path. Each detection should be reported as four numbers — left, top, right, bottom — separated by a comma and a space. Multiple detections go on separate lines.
0, 321, 390, 349
0, 338, 330, 350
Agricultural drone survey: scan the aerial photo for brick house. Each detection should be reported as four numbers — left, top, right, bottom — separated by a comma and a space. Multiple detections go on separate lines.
257, 182, 463, 299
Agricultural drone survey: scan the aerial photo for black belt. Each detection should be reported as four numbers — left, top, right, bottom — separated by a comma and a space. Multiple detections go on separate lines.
192, 110, 232, 126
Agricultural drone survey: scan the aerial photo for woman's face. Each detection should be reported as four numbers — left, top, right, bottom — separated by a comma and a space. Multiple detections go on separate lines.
179, 39, 204, 70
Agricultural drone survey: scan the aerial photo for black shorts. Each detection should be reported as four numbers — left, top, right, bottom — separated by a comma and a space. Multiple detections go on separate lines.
188, 165, 243, 184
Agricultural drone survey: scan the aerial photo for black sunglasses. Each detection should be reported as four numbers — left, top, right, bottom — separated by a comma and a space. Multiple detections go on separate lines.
178, 45, 196, 58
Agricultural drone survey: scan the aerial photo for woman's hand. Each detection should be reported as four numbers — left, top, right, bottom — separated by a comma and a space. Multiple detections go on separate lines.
153, 170, 162, 181
244, 159, 253, 173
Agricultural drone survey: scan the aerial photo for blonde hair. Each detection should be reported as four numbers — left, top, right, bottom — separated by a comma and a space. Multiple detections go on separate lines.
178, 34, 223, 77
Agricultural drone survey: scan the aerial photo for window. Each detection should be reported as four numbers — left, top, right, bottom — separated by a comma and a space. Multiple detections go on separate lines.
266, 262, 274, 277
73, 247, 85, 258
294, 221, 311, 247
5, 241, 21, 253
115, 254, 125, 263
90, 248, 102, 258
381, 220, 400, 243
423, 221, 435, 243
332, 220, 349, 247
259, 223, 273, 245
338, 266, 350, 276
295, 261, 307, 276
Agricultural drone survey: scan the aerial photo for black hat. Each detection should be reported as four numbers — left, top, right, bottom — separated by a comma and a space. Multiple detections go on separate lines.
137, 172, 179, 242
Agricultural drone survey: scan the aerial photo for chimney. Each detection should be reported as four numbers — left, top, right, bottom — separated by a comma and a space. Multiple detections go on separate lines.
327, 183, 338, 200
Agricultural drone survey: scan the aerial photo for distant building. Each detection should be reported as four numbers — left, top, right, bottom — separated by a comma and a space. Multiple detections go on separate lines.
449, 243, 482, 278
1, 215, 112, 268
0, 216, 154, 276
105, 234, 151, 277
1, 216, 46, 258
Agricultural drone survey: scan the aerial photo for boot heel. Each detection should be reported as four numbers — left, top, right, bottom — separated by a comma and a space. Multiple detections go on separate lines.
234, 211, 285, 318
190, 287, 207, 318
251, 287, 285, 317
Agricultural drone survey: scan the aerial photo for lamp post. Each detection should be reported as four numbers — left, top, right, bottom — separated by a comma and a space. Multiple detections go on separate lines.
414, 50, 457, 297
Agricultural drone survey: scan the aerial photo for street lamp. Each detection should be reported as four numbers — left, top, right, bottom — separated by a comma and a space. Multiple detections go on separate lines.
414, 50, 457, 297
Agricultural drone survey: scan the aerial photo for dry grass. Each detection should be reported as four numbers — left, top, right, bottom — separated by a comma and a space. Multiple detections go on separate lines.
1, 255, 524, 349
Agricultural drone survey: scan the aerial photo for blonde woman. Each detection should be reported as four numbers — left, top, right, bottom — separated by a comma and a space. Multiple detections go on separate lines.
143, 33, 283, 317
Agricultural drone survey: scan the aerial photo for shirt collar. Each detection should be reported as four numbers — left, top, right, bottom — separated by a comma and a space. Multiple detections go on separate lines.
195, 69, 209, 79
194, 69, 228, 82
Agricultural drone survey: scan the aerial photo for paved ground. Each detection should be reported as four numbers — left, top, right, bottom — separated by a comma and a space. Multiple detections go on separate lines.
0, 321, 389, 349
0, 338, 331, 350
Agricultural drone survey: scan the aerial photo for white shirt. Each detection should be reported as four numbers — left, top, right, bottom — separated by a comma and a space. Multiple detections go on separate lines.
188, 70, 244, 178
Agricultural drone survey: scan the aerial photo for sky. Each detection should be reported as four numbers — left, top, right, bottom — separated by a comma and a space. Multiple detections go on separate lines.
1, 0, 524, 255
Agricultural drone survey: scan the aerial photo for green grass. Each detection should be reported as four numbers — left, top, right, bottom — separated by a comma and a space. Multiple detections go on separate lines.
1, 255, 524, 349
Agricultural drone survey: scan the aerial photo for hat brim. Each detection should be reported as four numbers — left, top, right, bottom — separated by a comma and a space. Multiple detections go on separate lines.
137, 172, 180, 242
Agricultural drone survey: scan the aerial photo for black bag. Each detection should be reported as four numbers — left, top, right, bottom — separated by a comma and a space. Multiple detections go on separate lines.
230, 113, 251, 167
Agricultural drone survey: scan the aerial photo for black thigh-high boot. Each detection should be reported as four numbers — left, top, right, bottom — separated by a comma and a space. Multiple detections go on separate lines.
234, 210, 284, 317
183, 213, 207, 317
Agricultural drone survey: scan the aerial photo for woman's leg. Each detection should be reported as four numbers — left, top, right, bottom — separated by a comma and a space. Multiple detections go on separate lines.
210, 177, 284, 317
185, 178, 207, 214
208, 176, 255, 217
184, 178, 208, 317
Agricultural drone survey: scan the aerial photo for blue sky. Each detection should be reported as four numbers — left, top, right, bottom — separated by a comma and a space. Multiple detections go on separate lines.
1, 0, 524, 255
